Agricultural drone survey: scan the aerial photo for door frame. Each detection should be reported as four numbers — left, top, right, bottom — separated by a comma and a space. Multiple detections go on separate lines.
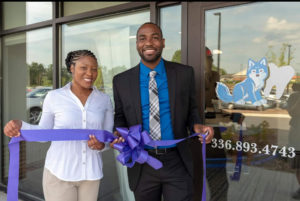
186, 1, 252, 123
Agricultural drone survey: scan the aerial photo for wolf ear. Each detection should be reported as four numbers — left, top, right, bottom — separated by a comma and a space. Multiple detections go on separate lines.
259, 57, 267, 66
248, 59, 255, 68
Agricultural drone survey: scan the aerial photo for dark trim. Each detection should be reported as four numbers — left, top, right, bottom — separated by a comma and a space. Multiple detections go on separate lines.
0, 3, 3, 181
150, 2, 157, 23
187, 2, 204, 123
53, 2, 60, 89
200, 1, 252, 10
0, 2, 3, 33
60, 1, 64, 18
55, 2, 150, 25
156, 3, 161, 26
181, 2, 188, 65
0, 20, 53, 36
52, 23, 59, 89
53, 2, 60, 19
199, 2, 206, 123
0, 31, 3, 183
157, 1, 180, 7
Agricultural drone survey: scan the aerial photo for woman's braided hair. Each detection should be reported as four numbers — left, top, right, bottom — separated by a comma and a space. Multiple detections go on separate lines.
65, 50, 97, 73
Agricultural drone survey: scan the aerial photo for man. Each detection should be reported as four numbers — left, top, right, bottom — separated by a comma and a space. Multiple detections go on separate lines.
287, 83, 300, 199
205, 46, 220, 110
112, 22, 214, 201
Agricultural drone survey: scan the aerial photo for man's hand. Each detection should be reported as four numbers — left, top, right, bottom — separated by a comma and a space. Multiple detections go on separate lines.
194, 124, 214, 144
109, 131, 125, 149
4, 120, 22, 138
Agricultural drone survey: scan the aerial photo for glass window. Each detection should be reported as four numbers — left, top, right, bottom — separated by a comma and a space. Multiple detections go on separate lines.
63, 2, 128, 16
2, 2, 52, 30
204, 2, 300, 201
3, 27, 52, 198
61, 10, 149, 201
160, 5, 182, 63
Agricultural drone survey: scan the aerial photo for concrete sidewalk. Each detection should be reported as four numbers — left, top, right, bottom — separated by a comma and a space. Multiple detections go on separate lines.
0, 191, 24, 201
0, 191, 6, 201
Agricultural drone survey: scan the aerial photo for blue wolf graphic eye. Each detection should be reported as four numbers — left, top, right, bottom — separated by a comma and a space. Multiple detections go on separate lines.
252, 70, 256, 73
259, 69, 263, 72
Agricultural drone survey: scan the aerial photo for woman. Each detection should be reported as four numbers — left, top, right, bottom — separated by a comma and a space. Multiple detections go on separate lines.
4, 50, 121, 201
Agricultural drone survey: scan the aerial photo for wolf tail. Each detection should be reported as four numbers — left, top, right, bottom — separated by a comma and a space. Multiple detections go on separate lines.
216, 82, 233, 103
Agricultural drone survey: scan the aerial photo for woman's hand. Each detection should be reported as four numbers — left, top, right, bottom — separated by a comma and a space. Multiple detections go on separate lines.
4, 120, 22, 138
109, 131, 125, 149
87, 135, 105, 151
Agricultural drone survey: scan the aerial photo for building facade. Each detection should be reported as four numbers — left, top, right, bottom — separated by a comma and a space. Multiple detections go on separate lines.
1, 2, 300, 201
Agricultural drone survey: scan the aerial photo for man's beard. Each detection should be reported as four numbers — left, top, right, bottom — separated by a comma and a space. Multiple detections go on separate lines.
139, 50, 162, 63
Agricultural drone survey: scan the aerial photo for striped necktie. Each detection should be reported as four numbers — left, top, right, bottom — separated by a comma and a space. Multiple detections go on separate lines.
149, 71, 161, 140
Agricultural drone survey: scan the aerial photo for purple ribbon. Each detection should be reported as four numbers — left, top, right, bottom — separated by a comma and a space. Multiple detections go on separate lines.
202, 134, 207, 201
113, 125, 163, 169
113, 125, 207, 201
230, 128, 243, 181
7, 125, 207, 201
8, 129, 114, 201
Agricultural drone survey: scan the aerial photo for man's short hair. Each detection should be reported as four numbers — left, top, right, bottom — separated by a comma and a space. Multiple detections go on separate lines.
136, 22, 164, 39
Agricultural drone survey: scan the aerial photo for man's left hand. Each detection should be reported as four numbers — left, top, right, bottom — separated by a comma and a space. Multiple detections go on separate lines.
194, 124, 214, 144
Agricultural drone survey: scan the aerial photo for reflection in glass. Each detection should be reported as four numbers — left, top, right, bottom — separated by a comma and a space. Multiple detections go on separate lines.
205, 2, 300, 201
61, 10, 149, 97
160, 5, 181, 63
3, 28, 52, 198
3, 2, 52, 30
61, 10, 149, 201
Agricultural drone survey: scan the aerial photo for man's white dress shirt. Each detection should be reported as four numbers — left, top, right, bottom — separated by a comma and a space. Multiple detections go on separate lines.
22, 82, 114, 181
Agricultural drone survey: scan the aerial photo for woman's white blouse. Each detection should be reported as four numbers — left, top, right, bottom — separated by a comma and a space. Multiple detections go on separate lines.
21, 82, 114, 181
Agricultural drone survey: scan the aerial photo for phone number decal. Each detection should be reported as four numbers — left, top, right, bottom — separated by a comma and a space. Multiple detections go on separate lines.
211, 138, 296, 158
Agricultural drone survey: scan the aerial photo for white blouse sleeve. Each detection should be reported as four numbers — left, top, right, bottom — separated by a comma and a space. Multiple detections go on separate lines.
103, 95, 114, 133
98, 95, 114, 152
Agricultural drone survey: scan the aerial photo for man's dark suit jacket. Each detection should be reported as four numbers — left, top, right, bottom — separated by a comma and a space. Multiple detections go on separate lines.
112, 59, 201, 191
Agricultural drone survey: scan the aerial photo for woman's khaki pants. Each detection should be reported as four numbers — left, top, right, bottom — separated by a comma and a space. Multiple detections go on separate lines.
43, 168, 100, 201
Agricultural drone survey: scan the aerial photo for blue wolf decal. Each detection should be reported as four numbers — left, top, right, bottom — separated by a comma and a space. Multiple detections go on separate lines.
216, 57, 268, 106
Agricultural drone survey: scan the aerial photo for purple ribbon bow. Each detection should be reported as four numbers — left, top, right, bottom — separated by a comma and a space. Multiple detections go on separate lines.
7, 125, 207, 201
113, 125, 163, 169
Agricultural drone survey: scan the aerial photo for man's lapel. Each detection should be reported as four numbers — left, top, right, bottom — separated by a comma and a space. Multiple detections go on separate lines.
129, 65, 142, 124
164, 60, 176, 130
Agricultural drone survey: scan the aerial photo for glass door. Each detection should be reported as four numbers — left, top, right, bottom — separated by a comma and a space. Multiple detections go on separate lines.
3, 27, 52, 198
204, 2, 300, 201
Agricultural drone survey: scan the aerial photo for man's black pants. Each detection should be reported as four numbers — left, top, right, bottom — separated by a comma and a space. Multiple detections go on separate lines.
134, 149, 193, 201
